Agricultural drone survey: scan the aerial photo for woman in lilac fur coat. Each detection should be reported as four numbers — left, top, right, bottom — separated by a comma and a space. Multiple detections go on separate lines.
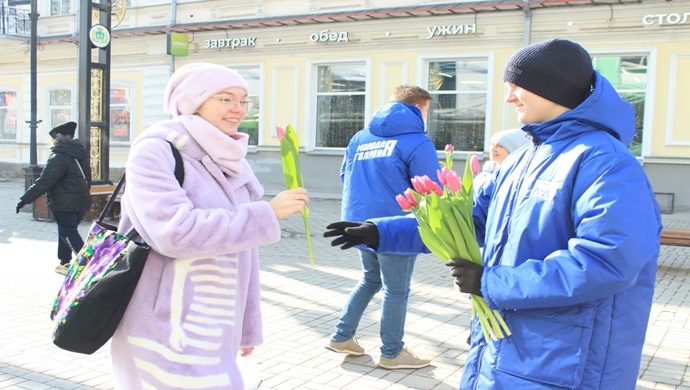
111, 63, 309, 389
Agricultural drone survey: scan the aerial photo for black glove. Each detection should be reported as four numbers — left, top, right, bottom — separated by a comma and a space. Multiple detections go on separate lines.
445, 258, 484, 296
324, 221, 379, 250
16, 200, 26, 214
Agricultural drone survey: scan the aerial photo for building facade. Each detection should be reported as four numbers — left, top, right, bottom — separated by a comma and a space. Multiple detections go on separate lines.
1, 0, 689, 209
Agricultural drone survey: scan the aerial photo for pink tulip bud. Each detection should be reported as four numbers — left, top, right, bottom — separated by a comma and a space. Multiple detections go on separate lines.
439, 167, 462, 192
438, 167, 451, 184
276, 126, 286, 141
427, 180, 443, 196
417, 176, 440, 196
446, 170, 462, 192
411, 176, 428, 194
396, 194, 414, 210
437, 169, 446, 187
404, 188, 419, 207
470, 155, 481, 175
445, 144, 454, 154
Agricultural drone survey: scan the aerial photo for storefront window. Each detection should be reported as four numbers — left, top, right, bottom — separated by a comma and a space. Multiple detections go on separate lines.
235, 66, 261, 146
0, 91, 17, 141
593, 55, 647, 156
425, 59, 488, 152
49, 89, 73, 134
315, 63, 366, 148
50, 0, 71, 16
110, 86, 131, 143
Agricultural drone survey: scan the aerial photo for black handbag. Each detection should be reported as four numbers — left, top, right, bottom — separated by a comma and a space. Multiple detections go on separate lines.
49, 173, 150, 354
50, 142, 184, 354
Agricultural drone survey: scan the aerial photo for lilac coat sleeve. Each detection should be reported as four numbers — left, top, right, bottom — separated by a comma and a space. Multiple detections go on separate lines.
122, 138, 281, 258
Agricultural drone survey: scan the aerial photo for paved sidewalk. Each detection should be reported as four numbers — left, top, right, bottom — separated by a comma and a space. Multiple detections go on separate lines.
1, 178, 689, 390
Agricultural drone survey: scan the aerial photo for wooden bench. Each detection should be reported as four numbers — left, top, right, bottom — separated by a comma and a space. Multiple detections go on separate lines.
84, 184, 121, 221
660, 228, 690, 247
89, 184, 117, 197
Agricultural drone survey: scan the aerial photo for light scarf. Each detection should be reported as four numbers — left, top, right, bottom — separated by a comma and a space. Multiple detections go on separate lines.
181, 115, 248, 177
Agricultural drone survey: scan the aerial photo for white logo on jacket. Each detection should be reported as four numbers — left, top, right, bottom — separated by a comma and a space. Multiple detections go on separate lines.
354, 140, 397, 161
531, 179, 558, 199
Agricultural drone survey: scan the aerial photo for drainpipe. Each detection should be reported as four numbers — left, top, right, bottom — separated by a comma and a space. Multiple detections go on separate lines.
168, 0, 178, 76
522, 0, 532, 47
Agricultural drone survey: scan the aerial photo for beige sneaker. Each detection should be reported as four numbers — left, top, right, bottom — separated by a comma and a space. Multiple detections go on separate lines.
54, 263, 70, 275
377, 347, 430, 369
325, 338, 365, 356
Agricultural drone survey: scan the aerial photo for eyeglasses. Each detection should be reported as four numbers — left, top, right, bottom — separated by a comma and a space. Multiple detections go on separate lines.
211, 94, 254, 111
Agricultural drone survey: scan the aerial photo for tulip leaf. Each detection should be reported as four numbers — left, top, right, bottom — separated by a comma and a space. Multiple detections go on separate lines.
280, 124, 303, 189
462, 154, 475, 197
417, 225, 450, 260
431, 193, 464, 258
279, 124, 314, 267
451, 206, 482, 263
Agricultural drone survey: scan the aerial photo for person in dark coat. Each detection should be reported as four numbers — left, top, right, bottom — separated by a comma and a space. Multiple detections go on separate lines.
16, 121, 92, 274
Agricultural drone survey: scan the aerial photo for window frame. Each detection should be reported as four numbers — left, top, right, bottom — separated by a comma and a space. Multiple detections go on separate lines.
49, 0, 72, 16
109, 82, 134, 145
307, 58, 371, 151
231, 63, 264, 147
0, 89, 18, 143
419, 53, 493, 152
46, 87, 74, 141
590, 47, 656, 158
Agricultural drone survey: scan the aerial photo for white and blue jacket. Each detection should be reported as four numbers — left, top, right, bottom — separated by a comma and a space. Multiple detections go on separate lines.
340, 101, 440, 226
373, 72, 662, 389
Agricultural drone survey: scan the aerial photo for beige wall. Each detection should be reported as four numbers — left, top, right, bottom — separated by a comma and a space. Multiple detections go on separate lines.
2, 0, 690, 206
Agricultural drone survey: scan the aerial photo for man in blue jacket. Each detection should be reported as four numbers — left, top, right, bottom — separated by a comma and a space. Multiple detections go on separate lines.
326, 39, 662, 388
325, 85, 440, 369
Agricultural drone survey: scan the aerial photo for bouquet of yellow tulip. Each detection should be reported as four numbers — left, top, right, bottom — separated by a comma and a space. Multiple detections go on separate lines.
396, 145, 510, 342
277, 125, 314, 267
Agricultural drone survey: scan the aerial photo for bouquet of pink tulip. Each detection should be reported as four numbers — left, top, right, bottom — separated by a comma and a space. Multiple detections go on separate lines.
277, 125, 314, 267
396, 145, 511, 342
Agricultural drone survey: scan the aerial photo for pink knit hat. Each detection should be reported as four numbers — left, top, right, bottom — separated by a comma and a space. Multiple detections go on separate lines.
164, 62, 249, 116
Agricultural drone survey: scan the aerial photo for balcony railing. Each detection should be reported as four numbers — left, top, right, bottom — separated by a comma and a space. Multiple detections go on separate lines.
0, 5, 31, 37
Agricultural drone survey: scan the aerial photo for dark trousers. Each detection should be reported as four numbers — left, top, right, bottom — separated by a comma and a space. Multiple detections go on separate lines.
52, 210, 86, 264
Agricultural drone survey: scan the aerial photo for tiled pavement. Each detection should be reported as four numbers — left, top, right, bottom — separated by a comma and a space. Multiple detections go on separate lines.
1, 178, 689, 390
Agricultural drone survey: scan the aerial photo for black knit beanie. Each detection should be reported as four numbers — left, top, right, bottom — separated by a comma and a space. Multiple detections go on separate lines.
503, 39, 594, 109
49, 121, 77, 138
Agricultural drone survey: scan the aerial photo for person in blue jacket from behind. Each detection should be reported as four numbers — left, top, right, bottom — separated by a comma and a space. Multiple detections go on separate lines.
325, 85, 441, 370
325, 39, 662, 389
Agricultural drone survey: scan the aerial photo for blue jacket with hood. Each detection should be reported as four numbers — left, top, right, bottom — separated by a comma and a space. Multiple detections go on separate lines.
373, 72, 662, 389
340, 101, 440, 229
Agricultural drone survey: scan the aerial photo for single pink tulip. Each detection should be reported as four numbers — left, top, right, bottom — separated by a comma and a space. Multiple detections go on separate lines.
418, 175, 441, 196
276, 126, 286, 141
427, 180, 443, 196
404, 188, 419, 207
439, 167, 462, 192
396, 194, 414, 210
445, 144, 454, 154
470, 155, 481, 175
411, 176, 428, 194
446, 170, 462, 192
437, 167, 451, 185
437, 169, 446, 187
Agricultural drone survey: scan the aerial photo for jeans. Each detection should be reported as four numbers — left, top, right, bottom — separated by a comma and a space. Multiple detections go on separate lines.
52, 210, 86, 264
331, 249, 417, 358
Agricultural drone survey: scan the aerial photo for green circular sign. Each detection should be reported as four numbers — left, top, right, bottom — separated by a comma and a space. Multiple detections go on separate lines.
89, 25, 110, 48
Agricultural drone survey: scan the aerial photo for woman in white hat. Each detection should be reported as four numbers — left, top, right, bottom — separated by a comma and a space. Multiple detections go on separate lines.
473, 128, 529, 194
